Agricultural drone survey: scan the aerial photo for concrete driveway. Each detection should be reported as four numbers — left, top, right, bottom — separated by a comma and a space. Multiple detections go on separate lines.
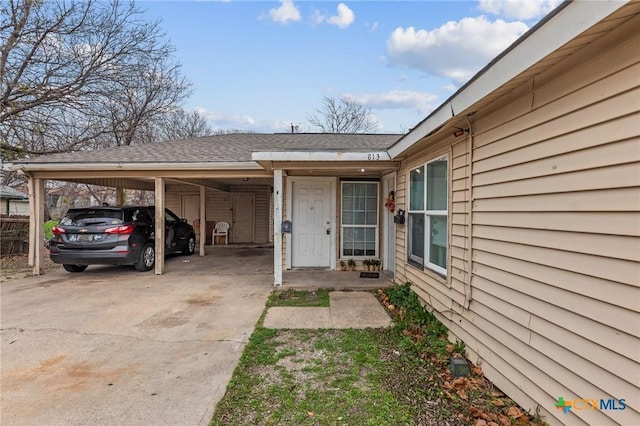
0, 247, 273, 426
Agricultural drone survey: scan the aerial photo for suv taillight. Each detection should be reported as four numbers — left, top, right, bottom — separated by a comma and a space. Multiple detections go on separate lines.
104, 224, 135, 235
52, 225, 65, 235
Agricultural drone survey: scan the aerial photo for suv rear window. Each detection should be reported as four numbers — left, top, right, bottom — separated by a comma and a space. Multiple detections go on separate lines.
61, 209, 125, 226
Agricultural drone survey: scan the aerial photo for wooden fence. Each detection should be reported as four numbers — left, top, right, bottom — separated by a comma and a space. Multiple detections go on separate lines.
0, 216, 29, 256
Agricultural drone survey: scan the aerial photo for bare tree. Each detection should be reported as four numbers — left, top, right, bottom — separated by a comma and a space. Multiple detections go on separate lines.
154, 109, 213, 141
0, 0, 191, 161
307, 96, 377, 133
99, 52, 192, 147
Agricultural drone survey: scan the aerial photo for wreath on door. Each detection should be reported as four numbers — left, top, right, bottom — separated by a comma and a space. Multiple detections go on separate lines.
384, 191, 395, 213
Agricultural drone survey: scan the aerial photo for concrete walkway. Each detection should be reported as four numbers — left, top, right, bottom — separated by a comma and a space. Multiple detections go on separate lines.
263, 291, 392, 329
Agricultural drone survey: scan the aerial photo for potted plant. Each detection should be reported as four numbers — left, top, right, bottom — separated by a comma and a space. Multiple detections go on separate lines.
339, 260, 347, 271
371, 259, 381, 271
363, 259, 371, 271
347, 258, 356, 271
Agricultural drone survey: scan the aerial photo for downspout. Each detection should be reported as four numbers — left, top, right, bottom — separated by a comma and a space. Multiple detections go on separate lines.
464, 116, 474, 309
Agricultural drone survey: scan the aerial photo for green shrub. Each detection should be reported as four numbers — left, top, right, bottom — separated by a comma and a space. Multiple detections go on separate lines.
44, 220, 59, 240
384, 282, 449, 356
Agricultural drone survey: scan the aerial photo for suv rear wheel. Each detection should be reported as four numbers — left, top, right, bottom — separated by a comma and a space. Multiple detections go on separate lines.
63, 264, 88, 273
135, 243, 155, 272
183, 234, 196, 256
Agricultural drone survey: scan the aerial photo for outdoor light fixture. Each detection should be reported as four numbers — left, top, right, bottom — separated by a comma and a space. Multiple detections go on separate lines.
453, 127, 468, 138
360, 168, 365, 172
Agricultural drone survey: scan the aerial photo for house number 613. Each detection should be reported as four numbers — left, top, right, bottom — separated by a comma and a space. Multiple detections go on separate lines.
367, 153, 381, 160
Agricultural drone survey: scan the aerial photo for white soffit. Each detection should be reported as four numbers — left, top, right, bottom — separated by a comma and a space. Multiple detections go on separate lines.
387, 0, 628, 159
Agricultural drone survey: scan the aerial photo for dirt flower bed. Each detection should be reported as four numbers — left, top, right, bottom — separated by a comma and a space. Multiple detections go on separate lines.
0, 252, 61, 282
377, 283, 547, 426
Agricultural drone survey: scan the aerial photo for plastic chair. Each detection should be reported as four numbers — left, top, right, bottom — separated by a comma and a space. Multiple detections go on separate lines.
212, 221, 230, 245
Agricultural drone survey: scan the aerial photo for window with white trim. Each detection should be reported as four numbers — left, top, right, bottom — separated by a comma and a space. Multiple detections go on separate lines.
408, 156, 448, 275
341, 181, 378, 257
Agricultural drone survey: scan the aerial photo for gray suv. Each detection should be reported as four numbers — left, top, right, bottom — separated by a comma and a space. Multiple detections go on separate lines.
50, 206, 195, 272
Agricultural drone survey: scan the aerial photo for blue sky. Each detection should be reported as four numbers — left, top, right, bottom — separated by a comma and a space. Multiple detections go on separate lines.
141, 0, 560, 133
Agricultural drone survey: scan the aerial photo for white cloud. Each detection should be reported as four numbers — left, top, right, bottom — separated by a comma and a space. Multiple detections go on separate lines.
327, 3, 355, 29
478, 0, 560, 20
344, 90, 439, 114
269, 0, 301, 24
313, 3, 355, 29
194, 107, 256, 128
386, 16, 528, 83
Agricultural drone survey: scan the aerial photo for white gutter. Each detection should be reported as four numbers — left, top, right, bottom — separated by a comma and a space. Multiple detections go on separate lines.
388, 0, 627, 159
251, 151, 391, 162
10, 161, 263, 172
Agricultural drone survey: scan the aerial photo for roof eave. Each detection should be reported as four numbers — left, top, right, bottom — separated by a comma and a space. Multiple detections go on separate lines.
9, 161, 263, 173
251, 151, 391, 162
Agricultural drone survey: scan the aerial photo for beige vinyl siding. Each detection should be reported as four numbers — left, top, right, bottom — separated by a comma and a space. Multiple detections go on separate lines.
450, 139, 471, 310
166, 183, 271, 244
394, 170, 407, 279
395, 136, 468, 318
269, 190, 274, 243
469, 26, 640, 425
165, 183, 199, 219
395, 20, 640, 426
208, 191, 233, 227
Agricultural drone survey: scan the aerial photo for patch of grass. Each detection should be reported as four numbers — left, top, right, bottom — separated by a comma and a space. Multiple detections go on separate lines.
211, 328, 414, 426
212, 284, 549, 426
267, 288, 330, 308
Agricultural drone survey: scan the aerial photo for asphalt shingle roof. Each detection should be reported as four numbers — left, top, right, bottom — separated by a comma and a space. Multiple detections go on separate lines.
19, 133, 403, 164
0, 186, 28, 199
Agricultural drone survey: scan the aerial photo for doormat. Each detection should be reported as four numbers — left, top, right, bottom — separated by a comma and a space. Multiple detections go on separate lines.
360, 272, 380, 279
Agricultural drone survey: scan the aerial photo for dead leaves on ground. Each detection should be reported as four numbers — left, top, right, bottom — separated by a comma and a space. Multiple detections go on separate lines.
376, 288, 546, 426
402, 357, 537, 425
439, 366, 540, 425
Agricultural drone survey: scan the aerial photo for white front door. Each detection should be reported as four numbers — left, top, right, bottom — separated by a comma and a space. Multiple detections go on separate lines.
291, 180, 332, 268
382, 174, 396, 276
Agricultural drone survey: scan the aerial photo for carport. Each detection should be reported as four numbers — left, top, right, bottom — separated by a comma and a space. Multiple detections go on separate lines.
17, 159, 272, 275
10, 133, 402, 285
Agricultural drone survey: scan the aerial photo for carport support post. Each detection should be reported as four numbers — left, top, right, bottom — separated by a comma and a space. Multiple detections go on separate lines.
199, 185, 206, 257
154, 177, 165, 275
28, 177, 45, 275
116, 188, 125, 205
273, 169, 283, 286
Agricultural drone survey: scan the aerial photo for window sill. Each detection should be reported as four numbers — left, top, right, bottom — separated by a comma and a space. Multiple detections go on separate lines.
406, 260, 447, 282
407, 258, 423, 270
